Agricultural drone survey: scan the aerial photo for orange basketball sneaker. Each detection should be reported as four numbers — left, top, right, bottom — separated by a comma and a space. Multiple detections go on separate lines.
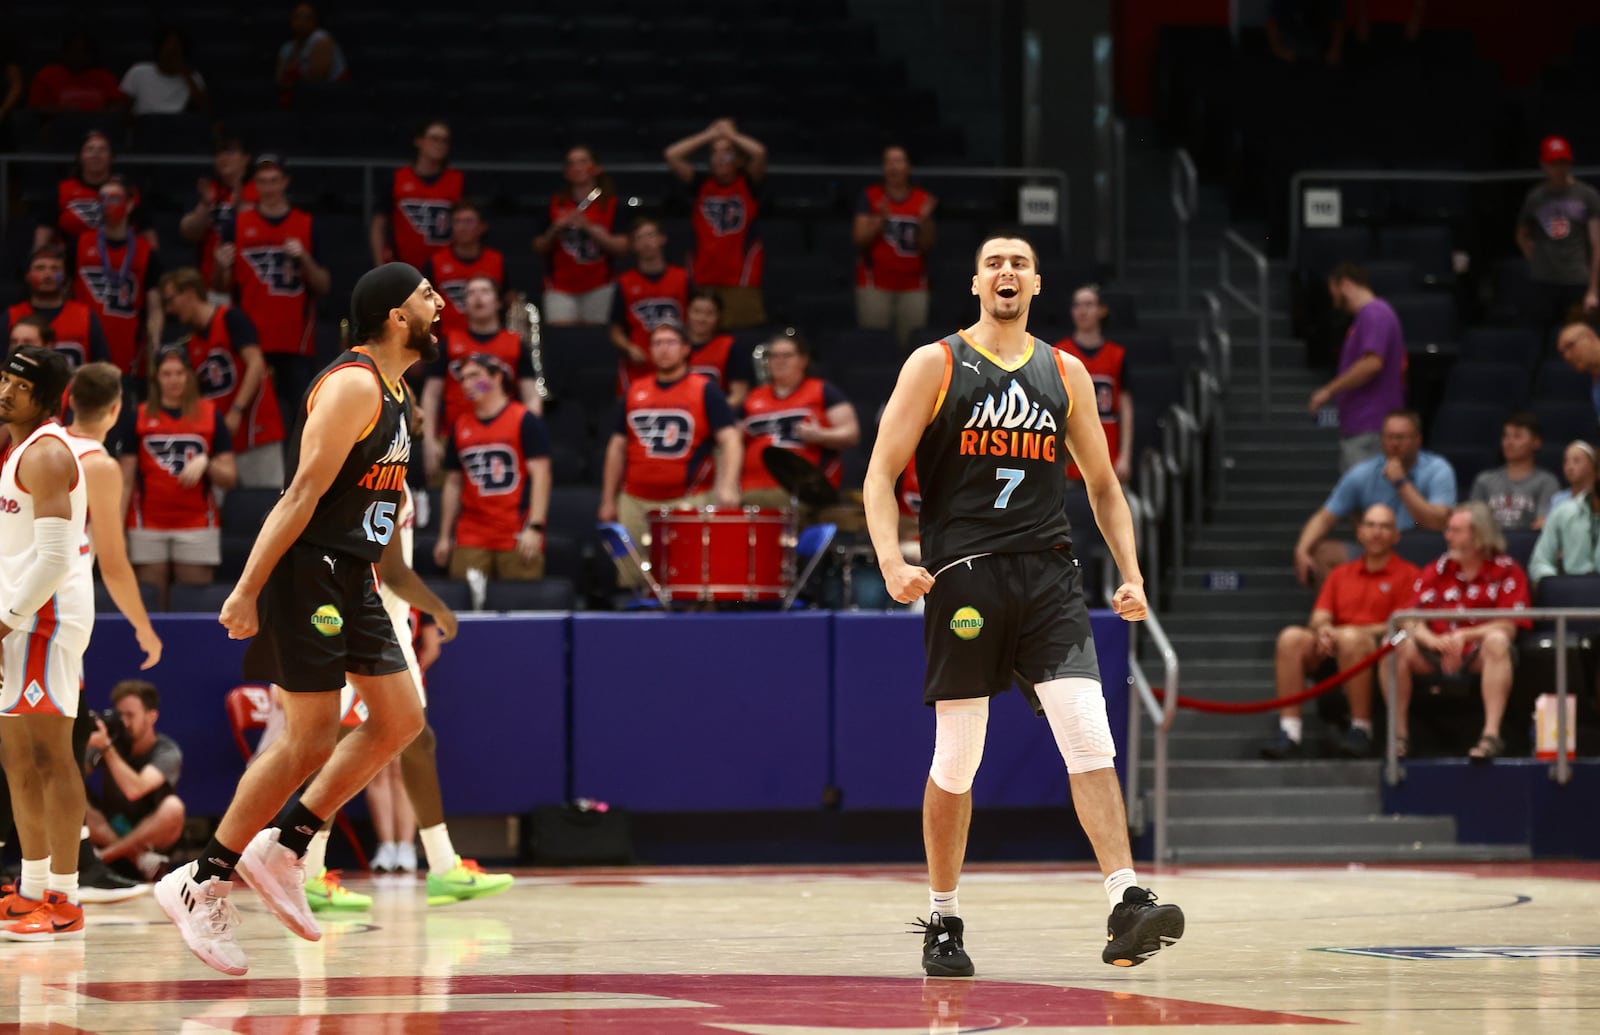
2, 891, 85, 942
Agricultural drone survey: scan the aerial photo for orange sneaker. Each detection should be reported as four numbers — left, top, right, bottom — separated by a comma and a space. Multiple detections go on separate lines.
0, 883, 42, 923
2, 890, 85, 942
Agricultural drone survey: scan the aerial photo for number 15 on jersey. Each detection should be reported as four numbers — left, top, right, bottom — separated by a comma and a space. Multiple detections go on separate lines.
363, 500, 397, 544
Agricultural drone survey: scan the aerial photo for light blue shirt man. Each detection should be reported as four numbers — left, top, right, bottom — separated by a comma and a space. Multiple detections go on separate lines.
1324, 452, 1458, 531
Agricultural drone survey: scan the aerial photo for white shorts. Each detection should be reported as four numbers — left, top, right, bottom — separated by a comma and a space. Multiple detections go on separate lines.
128, 527, 222, 567
1, 625, 88, 718
543, 284, 614, 324
338, 628, 425, 726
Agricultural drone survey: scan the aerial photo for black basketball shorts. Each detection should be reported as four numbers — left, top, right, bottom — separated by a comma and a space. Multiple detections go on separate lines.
922, 548, 1101, 713
242, 542, 408, 694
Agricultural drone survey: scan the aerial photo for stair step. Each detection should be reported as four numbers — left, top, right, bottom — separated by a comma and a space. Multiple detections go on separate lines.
1176, 567, 1310, 592
1161, 615, 1298, 639
1137, 759, 1381, 789
1210, 501, 1321, 524
1189, 544, 1298, 567
1167, 842, 1533, 864
1134, 730, 1275, 760
1166, 814, 1457, 848
1196, 523, 1305, 542
1159, 786, 1382, 818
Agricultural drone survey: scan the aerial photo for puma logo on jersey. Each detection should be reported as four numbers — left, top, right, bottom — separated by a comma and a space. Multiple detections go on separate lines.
322, 554, 336, 574
743, 408, 812, 449
142, 434, 206, 476
961, 360, 981, 375
241, 247, 304, 296
699, 195, 747, 235
397, 199, 452, 245
461, 444, 521, 495
627, 409, 695, 458
78, 266, 141, 316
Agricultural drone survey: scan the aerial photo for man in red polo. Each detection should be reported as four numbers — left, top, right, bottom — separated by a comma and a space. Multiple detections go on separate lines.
1263, 503, 1419, 760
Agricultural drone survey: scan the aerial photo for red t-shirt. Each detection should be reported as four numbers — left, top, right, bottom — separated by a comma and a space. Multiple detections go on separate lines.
73, 231, 160, 374
29, 65, 124, 112
855, 184, 932, 291
429, 327, 532, 437
738, 378, 848, 491
544, 193, 618, 295
1053, 338, 1126, 481
688, 173, 762, 287
387, 167, 464, 269
1314, 555, 1422, 627
4, 300, 107, 370
185, 304, 285, 450
1406, 554, 1533, 635
443, 402, 551, 551
422, 245, 505, 338
233, 207, 316, 356
618, 373, 735, 500
128, 401, 229, 531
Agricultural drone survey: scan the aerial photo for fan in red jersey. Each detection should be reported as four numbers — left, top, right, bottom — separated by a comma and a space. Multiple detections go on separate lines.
3, 246, 111, 371
608, 216, 691, 392
420, 199, 504, 339
738, 330, 858, 513
854, 145, 937, 349
665, 118, 769, 329
370, 119, 462, 270
73, 178, 164, 377
1052, 284, 1135, 483
684, 289, 750, 407
533, 145, 628, 326
34, 129, 144, 255
179, 136, 257, 300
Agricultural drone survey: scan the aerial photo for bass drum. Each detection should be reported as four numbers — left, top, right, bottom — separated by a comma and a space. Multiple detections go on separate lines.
648, 505, 793, 604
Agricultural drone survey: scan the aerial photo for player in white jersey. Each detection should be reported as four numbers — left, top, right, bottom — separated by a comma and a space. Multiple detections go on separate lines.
301, 484, 514, 909
0, 345, 91, 941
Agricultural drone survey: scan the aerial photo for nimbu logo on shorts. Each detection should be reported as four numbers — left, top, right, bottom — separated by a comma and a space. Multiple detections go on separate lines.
311, 604, 344, 637
949, 606, 984, 640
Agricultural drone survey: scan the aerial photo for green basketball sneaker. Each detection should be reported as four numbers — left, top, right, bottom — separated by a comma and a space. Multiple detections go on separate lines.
304, 869, 372, 912
426, 857, 514, 906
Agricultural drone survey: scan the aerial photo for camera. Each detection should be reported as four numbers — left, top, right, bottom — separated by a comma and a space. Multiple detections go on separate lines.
97, 708, 131, 754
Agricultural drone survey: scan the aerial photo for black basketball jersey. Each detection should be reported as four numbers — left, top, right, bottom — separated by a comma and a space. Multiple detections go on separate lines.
915, 331, 1075, 570
284, 348, 412, 563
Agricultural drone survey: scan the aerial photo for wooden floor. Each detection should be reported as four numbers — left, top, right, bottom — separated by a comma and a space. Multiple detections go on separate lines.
5, 861, 1599, 1033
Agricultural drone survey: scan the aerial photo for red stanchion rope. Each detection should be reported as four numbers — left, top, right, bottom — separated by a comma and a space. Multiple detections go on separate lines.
1148, 634, 1404, 715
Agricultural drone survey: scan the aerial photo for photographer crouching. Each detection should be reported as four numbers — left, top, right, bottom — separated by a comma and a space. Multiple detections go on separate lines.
83, 680, 185, 880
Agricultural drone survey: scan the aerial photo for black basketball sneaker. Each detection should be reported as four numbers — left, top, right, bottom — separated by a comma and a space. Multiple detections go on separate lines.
1103, 887, 1185, 967
914, 912, 975, 977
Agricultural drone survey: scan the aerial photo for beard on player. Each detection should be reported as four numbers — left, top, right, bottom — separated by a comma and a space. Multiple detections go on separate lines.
406, 311, 440, 363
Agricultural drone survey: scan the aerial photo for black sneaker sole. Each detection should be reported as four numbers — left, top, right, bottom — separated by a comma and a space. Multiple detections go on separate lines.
923, 954, 975, 978
1103, 906, 1185, 967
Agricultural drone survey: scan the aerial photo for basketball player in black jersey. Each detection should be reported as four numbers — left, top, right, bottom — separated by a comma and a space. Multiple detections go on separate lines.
864, 235, 1184, 977
156, 263, 450, 975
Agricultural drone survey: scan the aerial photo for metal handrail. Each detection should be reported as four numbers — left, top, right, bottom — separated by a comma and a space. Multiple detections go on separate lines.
1219, 230, 1270, 411
1113, 585, 1178, 865
1288, 163, 1600, 270
1170, 149, 1198, 314
1382, 606, 1600, 787
0, 152, 1075, 256
1199, 288, 1231, 388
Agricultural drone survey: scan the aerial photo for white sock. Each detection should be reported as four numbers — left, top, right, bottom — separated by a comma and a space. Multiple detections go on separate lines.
47, 870, 80, 906
304, 829, 330, 877
1279, 717, 1304, 743
1105, 867, 1138, 908
419, 823, 456, 875
930, 887, 959, 920
20, 858, 49, 901
1351, 718, 1373, 734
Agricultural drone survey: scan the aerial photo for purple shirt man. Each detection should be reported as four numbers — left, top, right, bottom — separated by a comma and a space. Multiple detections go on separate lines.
1310, 263, 1407, 471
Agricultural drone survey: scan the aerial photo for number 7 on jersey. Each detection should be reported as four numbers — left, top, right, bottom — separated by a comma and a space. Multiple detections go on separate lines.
993, 467, 1025, 509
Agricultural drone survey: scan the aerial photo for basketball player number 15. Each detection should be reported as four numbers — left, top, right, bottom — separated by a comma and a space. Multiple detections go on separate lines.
363, 500, 397, 545
994, 468, 1025, 509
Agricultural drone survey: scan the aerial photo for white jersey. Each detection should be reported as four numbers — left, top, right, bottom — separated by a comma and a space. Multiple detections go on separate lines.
339, 484, 424, 721
64, 429, 106, 583
0, 421, 92, 639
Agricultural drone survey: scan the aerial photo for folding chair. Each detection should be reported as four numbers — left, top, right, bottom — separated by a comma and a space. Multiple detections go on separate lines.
596, 523, 667, 609
223, 685, 369, 871
784, 523, 838, 609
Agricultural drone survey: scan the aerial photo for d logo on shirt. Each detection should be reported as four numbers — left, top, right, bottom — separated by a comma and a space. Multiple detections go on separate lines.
398, 199, 452, 245
460, 444, 521, 496
700, 195, 747, 236
744, 409, 810, 449
628, 409, 694, 458
241, 248, 304, 296
142, 434, 206, 476
79, 267, 140, 317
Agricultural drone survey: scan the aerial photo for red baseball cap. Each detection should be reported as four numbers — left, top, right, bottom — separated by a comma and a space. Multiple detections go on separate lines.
1542, 136, 1574, 163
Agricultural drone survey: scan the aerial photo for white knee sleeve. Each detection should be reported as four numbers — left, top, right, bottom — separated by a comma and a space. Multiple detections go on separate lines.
1037, 677, 1116, 774
929, 698, 989, 794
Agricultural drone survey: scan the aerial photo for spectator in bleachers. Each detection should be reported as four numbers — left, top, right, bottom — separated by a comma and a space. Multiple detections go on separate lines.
1264, 503, 1418, 760
34, 130, 142, 253
1469, 412, 1559, 531
275, 3, 348, 93
120, 347, 237, 610
433, 355, 552, 582
73, 178, 163, 377
215, 154, 329, 432
853, 145, 936, 350
1529, 461, 1600, 584
1516, 136, 1600, 345
1294, 409, 1456, 585
27, 31, 126, 114
1266, 0, 1346, 66
686, 289, 750, 408
421, 275, 542, 479
1555, 317, 1600, 398
2, 246, 111, 369
84, 680, 186, 881
665, 119, 769, 329
533, 145, 627, 326
371, 120, 461, 270
420, 200, 504, 339
738, 330, 859, 512
6, 314, 53, 351
609, 217, 691, 392
1054, 285, 1134, 483
1548, 440, 1596, 513
120, 27, 209, 117
1386, 502, 1531, 761
160, 268, 286, 490
1310, 262, 1406, 472
598, 320, 743, 585
179, 136, 256, 304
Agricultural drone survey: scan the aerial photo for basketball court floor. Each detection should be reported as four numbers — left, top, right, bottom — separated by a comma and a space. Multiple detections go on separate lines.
5, 861, 1597, 1033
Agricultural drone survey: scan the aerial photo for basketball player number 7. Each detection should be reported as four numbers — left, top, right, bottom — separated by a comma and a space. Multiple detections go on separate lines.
993, 468, 1025, 509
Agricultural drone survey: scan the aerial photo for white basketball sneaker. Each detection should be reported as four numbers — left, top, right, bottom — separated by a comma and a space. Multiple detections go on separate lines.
235, 828, 322, 941
154, 862, 249, 976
